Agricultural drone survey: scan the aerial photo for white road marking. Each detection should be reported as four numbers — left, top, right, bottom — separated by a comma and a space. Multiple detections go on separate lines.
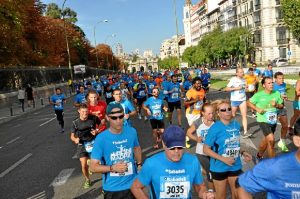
0, 153, 32, 178
39, 117, 56, 127
72, 151, 79, 159
146, 148, 164, 157
6, 136, 21, 145
142, 146, 153, 153
12, 124, 21, 128
50, 168, 75, 187
0, 146, 3, 149
27, 191, 46, 199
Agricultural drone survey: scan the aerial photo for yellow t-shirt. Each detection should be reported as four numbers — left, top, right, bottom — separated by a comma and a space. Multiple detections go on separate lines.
185, 88, 206, 115
244, 74, 258, 92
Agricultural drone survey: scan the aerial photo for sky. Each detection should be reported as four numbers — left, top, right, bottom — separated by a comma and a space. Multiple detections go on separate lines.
42, 0, 199, 56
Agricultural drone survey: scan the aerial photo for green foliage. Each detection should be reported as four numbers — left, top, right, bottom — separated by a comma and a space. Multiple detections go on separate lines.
182, 27, 252, 65
45, 3, 77, 24
45, 3, 61, 19
281, 0, 300, 42
158, 57, 179, 69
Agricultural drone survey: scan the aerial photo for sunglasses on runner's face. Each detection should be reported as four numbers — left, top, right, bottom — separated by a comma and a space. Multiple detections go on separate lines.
219, 107, 232, 112
169, 147, 184, 150
109, 115, 125, 120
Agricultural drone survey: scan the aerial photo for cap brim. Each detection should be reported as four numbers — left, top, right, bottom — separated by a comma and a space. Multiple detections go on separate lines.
168, 145, 186, 150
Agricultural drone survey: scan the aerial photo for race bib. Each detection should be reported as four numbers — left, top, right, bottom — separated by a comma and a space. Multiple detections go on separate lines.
266, 111, 277, 124
160, 177, 190, 199
171, 93, 179, 99
110, 162, 133, 177
83, 140, 95, 153
55, 99, 62, 108
224, 147, 240, 158
106, 92, 112, 98
194, 101, 203, 110
248, 84, 255, 92
292, 191, 300, 199
152, 109, 161, 118
139, 90, 145, 96
163, 90, 168, 94
149, 84, 154, 89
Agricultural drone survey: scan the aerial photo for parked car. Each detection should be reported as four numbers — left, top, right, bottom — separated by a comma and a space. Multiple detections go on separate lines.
272, 58, 288, 67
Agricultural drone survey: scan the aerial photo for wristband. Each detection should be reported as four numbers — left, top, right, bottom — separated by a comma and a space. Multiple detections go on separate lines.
110, 165, 114, 172
137, 162, 142, 166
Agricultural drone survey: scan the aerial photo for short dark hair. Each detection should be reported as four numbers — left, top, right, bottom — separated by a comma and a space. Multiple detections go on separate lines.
113, 88, 121, 94
248, 68, 254, 72
192, 77, 202, 85
55, 87, 61, 91
171, 75, 176, 79
78, 103, 88, 109
274, 72, 284, 78
261, 77, 272, 85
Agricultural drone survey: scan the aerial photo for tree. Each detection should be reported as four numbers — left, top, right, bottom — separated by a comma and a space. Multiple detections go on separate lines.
45, 3, 61, 19
281, 0, 300, 42
158, 57, 179, 69
45, 3, 77, 24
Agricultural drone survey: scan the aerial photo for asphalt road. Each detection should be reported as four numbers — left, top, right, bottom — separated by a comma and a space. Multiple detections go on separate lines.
0, 89, 297, 199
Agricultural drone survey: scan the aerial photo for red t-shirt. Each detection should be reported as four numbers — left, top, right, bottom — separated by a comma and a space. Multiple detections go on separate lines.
88, 100, 107, 132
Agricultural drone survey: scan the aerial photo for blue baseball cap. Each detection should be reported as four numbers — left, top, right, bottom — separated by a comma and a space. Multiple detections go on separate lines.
106, 103, 124, 115
162, 125, 186, 149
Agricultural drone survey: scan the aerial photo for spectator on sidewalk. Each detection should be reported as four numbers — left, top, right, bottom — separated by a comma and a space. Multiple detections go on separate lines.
25, 84, 34, 107
17, 86, 25, 110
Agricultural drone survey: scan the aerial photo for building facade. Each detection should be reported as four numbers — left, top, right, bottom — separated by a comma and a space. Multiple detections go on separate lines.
183, 0, 300, 64
159, 35, 185, 60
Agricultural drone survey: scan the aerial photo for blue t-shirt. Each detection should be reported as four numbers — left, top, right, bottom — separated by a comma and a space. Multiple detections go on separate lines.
147, 81, 157, 95
204, 120, 242, 172
201, 73, 211, 85
74, 93, 87, 104
254, 69, 261, 76
161, 80, 171, 99
91, 127, 140, 191
51, 94, 65, 110
238, 151, 300, 199
135, 83, 147, 98
167, 82, 181, 102
263, 69, 273, 78
144, 97, 164, 120
137, 152, 203, 199
273, 82, 287, 95
109, 100, 135, 127
93, 82, 103, 93
183, 81, 192, 91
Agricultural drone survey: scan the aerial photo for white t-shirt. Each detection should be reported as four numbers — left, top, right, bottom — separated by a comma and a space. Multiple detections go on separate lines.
227, 76, 246, 101
194, 119, 214, 156
18, 89, 25, 100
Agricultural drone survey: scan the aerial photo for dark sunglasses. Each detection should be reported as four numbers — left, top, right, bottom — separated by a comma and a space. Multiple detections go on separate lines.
169, 147, 185, 150
109, 115, 125, 120
219, 108, 232, 112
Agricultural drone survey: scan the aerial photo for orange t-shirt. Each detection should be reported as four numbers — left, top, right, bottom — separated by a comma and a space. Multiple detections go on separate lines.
185, 88, 206, 115
155, 77, 163, 87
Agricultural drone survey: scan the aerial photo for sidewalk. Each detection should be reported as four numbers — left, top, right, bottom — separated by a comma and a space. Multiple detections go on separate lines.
0, 83, 74, 124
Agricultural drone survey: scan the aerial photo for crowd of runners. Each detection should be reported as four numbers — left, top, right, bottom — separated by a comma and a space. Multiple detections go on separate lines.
48, 65, 300, 199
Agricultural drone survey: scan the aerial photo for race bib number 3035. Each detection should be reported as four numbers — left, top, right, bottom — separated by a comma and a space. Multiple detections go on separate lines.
160, 176, 190, 199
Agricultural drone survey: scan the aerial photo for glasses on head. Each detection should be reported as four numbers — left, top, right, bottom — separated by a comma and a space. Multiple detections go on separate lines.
109, 115, 125, 120
219, 107, 232, 112
169, 147, 184, 151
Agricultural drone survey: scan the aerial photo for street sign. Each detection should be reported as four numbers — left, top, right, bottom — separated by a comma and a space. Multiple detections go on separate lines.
288, 51, 292, 56
73, 65, 86, 74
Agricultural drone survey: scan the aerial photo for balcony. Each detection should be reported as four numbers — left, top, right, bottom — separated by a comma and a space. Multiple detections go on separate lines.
255, 4, 261, 10
276, 0, 280, 5
254, 41, 261, 47
277, 38, 289, 45
276, 18, 284, 23
254, 21, 261, 26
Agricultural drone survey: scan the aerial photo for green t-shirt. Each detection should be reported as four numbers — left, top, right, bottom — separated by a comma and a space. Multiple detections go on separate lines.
250, 90, 283, 124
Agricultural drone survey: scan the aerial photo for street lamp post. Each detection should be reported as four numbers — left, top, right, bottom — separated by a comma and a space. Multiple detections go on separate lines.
62, 0, 73, 80
93, 19, 109, 68
173, 0, 181, 68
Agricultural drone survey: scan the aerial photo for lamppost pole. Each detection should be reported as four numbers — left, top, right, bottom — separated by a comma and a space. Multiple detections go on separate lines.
62, 0, 73, 80
93, 20, 109, 68
105, 34, 116, 70
173, 0, 181, 68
